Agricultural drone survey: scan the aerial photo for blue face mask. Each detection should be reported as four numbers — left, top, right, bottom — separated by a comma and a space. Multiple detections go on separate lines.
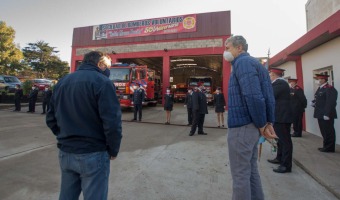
103, 68, 110, 77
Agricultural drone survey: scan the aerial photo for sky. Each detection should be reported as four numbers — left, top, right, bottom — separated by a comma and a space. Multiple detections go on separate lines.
0, 0, 307, 64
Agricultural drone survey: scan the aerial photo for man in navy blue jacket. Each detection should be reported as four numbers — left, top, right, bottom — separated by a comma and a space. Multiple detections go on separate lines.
132, 82, 145, 121
224, 35, 277, 200
46, 51, 122, 200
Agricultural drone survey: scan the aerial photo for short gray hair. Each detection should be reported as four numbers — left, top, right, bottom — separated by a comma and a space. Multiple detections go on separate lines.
225, 35, 248, 52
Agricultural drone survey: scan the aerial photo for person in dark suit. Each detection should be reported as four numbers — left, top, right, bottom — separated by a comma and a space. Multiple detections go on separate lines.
213, 87, 226, 128
312, 74, 338, 153
288, 78, 307, 137
164, 87, 174, 124
27, 86, 39, 113
132, 83, 145, 121
41, 86, 52, 114
184, 88, 193, 125
189, 83, 208, 136
267, 68, 293, 173
13, 84, 23, 111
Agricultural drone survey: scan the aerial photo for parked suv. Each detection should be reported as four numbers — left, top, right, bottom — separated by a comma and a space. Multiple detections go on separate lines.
32, 79, 52, 91
0, 75, 22, 93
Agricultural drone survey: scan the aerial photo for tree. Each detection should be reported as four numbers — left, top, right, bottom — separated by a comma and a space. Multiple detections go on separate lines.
22, 41, 69, 79
0, 21, 24, 75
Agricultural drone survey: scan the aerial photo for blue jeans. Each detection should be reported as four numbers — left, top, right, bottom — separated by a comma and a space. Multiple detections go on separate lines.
58, 150, 110, 200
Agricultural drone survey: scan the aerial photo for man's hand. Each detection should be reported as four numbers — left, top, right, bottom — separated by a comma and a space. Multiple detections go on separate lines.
184, 105, 187, 107
323, 115, 330, 120
259, 123, 277, 139
110, 156, 116, 160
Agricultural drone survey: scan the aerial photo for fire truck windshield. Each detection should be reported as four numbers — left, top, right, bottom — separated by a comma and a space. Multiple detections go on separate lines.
109, 68, 130, 82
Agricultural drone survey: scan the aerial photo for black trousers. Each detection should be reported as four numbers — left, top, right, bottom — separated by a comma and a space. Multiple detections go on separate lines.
187, 107, 193, 124
42, 100, 50, 113
274, 123, 293, 168
28, 100, 36, 112
14, 99, 21, 111
318, 119, 335, 151
197, 114, 205, 133
292, 112, 303, 136
133, 104, 142, 120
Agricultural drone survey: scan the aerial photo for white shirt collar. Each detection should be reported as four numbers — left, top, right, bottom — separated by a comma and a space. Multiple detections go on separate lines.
319, 82, 327, 89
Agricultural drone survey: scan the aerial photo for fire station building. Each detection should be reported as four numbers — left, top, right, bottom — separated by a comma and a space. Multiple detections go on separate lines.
269, 2, 340, 144
71, 11, 231, 102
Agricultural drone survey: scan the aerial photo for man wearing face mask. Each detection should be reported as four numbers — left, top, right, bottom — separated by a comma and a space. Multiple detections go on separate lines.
268, 68, 293, 174
224, 35, 277, 200
46, 51, 122, 200
27, 86, 39, 113
132, 83, 145, 121
41, 86, 52, 114
13, 84, 23, 111
312, 74, 338, 153
288, 78, 307, 137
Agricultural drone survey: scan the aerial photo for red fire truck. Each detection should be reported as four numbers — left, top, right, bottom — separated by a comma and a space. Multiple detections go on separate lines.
187, 76, 214, 104
109, 64, 159, 108
174, 83, 188, 102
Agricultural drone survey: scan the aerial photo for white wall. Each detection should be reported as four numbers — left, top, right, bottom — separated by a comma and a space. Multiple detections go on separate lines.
280, 61, 296, 79
305, 0, 340, 31
302, 37, 340, 143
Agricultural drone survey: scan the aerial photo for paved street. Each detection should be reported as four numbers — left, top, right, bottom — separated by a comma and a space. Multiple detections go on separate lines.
0, 104, 338, 200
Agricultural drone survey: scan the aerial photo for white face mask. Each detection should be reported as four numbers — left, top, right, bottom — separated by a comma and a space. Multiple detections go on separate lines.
103, 57, 111, 68
45, 88, 48, 91
166, 90, 170, 93
223, 51, 234, 62
32, 87, 35, 90
315, 80, 321, 85
133, 86, 138, 90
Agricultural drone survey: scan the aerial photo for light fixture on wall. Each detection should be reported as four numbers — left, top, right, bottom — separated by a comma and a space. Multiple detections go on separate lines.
112, 50, 117, 54
164, 48, 168, 52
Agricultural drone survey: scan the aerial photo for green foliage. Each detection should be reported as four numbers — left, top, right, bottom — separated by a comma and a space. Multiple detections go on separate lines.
22, 80, 33, 95
22, 41, 69, 79
0, 21, 24, 75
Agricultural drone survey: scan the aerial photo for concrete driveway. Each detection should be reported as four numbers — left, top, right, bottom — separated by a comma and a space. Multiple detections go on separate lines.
0, 104, 338, 200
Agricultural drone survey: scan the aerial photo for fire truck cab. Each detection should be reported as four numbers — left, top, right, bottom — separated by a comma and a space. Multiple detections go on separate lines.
109, 64, 159, 108
187, 76, 214, 104
174, 83, 187, 102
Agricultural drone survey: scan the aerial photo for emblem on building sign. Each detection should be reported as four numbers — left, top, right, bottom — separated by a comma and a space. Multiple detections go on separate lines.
183, 17, 196, 29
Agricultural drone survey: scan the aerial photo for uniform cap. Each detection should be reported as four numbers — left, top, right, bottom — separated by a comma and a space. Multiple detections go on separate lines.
269, 67, 285, 75
197, 82, 204, 87
314, 74, 329, 80
288, 78, 298, 82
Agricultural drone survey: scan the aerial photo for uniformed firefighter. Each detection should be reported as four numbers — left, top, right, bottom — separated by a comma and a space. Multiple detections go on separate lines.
184, 88, 193, 125
311, 74, 338, 153
132, 83, 145, 121
189, 83, 208, 136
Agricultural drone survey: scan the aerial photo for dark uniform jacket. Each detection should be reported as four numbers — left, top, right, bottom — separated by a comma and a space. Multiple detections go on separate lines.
46, 63, 122, 157
164, 94, 174, 107
290, 85, 307, 114
43, 90, 52, 102
14, 89, 23, 100
184, 93, 193, 109
28, 89, 38, 101
313, 83, 338, 119
272, 79, 293, 123
132, 89, 145, 104
192, 90, 208, 114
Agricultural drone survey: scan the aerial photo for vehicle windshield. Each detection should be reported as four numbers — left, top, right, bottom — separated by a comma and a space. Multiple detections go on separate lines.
109, 68, 130, 82
35, 79, 47, 83
176, 88, 188, 93
188, 78, 211, 86
4, 76, 20, 83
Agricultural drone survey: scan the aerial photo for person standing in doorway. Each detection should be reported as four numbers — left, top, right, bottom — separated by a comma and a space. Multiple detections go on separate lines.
213, 87, 226, 128
46, 51, 122, 200
288, 78, 307, 137
184, 88, 193, 125
13, 84, 23, 111
312, 74, 338, 153
164, 87, 174, 124
132, 83, 145, 121
41, 86, 52, 114
189, 83, 208, 136
268, 68, 293, 173
27, 86, 38, 113
224, 35, 277, 200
